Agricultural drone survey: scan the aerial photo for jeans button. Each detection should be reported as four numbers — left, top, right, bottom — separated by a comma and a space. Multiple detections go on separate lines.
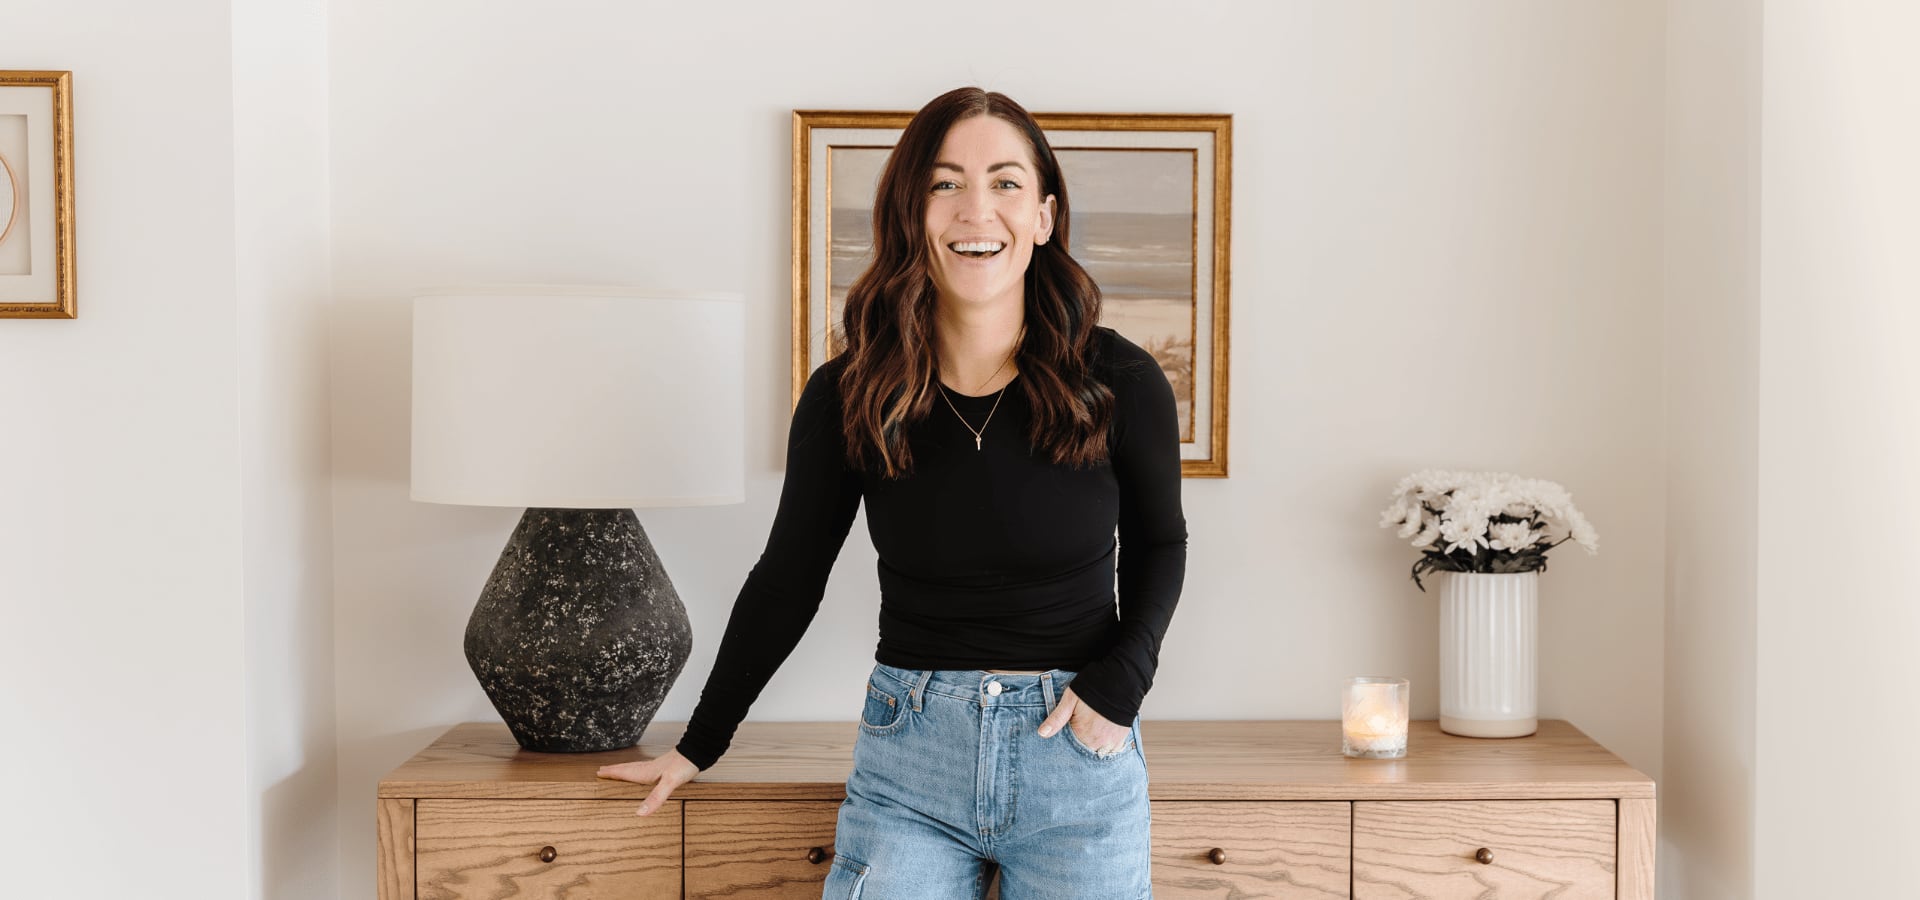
985, 681, 1002, 696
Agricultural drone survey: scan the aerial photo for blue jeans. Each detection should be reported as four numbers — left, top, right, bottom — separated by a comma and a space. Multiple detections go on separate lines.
822, 662, 1152, 899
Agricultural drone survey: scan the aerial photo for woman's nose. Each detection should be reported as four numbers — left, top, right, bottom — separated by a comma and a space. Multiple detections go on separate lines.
958, 190, 996, 222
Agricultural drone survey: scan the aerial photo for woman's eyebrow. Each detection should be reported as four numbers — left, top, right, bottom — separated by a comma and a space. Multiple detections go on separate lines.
932, 161, 1031, 174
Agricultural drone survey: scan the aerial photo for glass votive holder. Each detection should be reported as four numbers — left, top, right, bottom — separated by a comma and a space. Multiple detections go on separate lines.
1342, 676, 1410, 759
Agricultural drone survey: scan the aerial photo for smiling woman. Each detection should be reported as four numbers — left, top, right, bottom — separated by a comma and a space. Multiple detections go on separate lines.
598, 87, 1188, 900
835, 89, 1113, 479
921, 115, 1056, 333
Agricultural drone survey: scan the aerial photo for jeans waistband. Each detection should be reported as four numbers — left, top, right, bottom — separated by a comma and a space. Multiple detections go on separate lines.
870, 661, 1079, 710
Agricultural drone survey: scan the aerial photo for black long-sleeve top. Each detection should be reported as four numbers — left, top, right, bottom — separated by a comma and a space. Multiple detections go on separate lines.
675, 326, 1188, 771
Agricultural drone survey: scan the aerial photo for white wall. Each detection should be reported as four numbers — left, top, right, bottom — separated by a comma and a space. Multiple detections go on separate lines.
327, 1, 1666, 895
1662, 1, 1760, 897
0, 2, 336, 898
1755, 2, 1920, 896
1662, 2, 1920, 896
234, 0, 339, 898
0, 2, 250, 898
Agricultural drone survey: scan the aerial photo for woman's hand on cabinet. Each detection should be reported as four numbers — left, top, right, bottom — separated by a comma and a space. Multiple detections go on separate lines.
596, 749, 700, 817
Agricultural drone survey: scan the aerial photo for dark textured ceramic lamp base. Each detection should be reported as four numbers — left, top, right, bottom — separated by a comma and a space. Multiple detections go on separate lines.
465, 508, 692, 753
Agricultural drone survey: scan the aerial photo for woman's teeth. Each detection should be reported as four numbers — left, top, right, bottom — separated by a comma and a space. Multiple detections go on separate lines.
950, 241, 1005, 258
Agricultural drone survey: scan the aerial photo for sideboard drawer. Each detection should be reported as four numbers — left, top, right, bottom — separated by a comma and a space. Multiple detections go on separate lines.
415, 799, 681, 900
1353, 800, 1616, 899
1152, 801, 1351, 899
685, 800, 843, 899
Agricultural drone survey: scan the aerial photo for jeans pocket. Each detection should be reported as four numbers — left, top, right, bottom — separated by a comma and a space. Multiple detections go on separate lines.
822, 851, 870, 899
859, 676, 908, 734
1062, 718, 1137, 761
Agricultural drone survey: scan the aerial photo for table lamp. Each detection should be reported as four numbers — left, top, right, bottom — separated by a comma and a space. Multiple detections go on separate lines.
411, 287, 744, 752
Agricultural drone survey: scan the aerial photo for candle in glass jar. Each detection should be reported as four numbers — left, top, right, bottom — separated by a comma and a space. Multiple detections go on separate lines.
1343, 676, 1409, 759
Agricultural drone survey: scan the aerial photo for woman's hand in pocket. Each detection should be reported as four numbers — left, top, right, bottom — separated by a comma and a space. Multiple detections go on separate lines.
1037, 686, 1131, 755
595, 748, 700, 816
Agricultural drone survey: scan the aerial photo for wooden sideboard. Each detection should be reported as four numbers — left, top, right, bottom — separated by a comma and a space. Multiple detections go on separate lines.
378, 719, 1654, 899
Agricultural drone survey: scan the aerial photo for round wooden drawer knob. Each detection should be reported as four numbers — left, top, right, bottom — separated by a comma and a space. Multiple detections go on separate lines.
1474, 847, 1494, 865
539, 846, 557, 863
807, 846, 834, 865
1208, 848, 1227, 865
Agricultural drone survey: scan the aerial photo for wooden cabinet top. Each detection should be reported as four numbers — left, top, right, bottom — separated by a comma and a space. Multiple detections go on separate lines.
379, 720, 1653, 803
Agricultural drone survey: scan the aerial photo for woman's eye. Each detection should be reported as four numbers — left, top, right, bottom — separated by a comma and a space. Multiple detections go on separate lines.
996, 179, 1022, 190
931, 180, 958, 191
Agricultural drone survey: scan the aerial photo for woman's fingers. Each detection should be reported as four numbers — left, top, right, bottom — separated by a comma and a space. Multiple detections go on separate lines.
1072, 721, 1128, 754
637, 777, 680, 817
1063, 692, 1130, 754
595, 751, 700, 816
1037, 687, 1077, 737
637, 756, 702, 816
594, 760, 660, 783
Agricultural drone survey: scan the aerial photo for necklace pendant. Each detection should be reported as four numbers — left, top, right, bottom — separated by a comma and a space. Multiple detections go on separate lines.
975, 435, 983, 451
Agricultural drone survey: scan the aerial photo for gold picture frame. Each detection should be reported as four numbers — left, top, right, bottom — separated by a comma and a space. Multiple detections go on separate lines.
792, 110, 1232, 477
0, 70, 76, 319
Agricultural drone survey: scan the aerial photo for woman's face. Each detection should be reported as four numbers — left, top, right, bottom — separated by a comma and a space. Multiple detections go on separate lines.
923, 114, 1056, 315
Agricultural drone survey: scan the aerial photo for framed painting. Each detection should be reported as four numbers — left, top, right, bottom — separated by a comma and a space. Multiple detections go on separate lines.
791, 110, 1231, 477
0, 70, 76, 319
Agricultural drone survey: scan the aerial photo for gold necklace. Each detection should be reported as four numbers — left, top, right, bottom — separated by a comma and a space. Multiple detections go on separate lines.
938, 382, 1009, 451
937, 337, 1019, 451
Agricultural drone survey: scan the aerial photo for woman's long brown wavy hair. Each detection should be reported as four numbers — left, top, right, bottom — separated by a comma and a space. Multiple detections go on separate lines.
836, 87, 1113, 478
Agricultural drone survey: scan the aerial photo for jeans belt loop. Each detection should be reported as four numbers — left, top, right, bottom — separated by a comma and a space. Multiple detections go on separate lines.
1041, 671, 1056, 711
911, 669, 934, 712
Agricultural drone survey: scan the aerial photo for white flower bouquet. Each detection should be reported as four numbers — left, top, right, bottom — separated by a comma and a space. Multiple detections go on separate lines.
1379, 470, 1599, 591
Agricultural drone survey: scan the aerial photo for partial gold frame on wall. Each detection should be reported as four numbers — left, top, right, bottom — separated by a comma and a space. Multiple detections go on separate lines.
792, 110, 1232, 478
0, 70, 76, 319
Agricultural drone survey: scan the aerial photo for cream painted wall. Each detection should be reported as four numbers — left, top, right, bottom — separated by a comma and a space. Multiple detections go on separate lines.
0, 2, 336, 898
327, 1, 1666, 895
1756, 2, 1920, 897
1663, 2, 1920, 896
0, 2, 251, 898
235, 0, 339, 898
1662, 1, 1759, 897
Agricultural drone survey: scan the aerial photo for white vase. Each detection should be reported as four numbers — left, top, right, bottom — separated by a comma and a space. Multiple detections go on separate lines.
1438, 571, 1538, 738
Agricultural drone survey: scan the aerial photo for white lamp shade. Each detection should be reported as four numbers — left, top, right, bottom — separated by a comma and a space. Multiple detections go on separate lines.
411, 287, 745, 508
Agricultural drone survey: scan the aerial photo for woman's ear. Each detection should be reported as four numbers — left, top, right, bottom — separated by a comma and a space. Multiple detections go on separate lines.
1036, 194, 1057, 246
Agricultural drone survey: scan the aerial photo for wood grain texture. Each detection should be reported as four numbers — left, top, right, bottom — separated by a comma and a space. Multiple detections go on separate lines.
381, 723, 1656, 900
1618, 797, 1656, 900
382, 721, 857, 801
1353, 800, 1616, 900
684, 800, 841, 899
1151, 801, 1350, 899
1139, 720, 1651, 801
377, 799, 415, 900
415, 799, 681, 900
379, 720, 1653, 801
